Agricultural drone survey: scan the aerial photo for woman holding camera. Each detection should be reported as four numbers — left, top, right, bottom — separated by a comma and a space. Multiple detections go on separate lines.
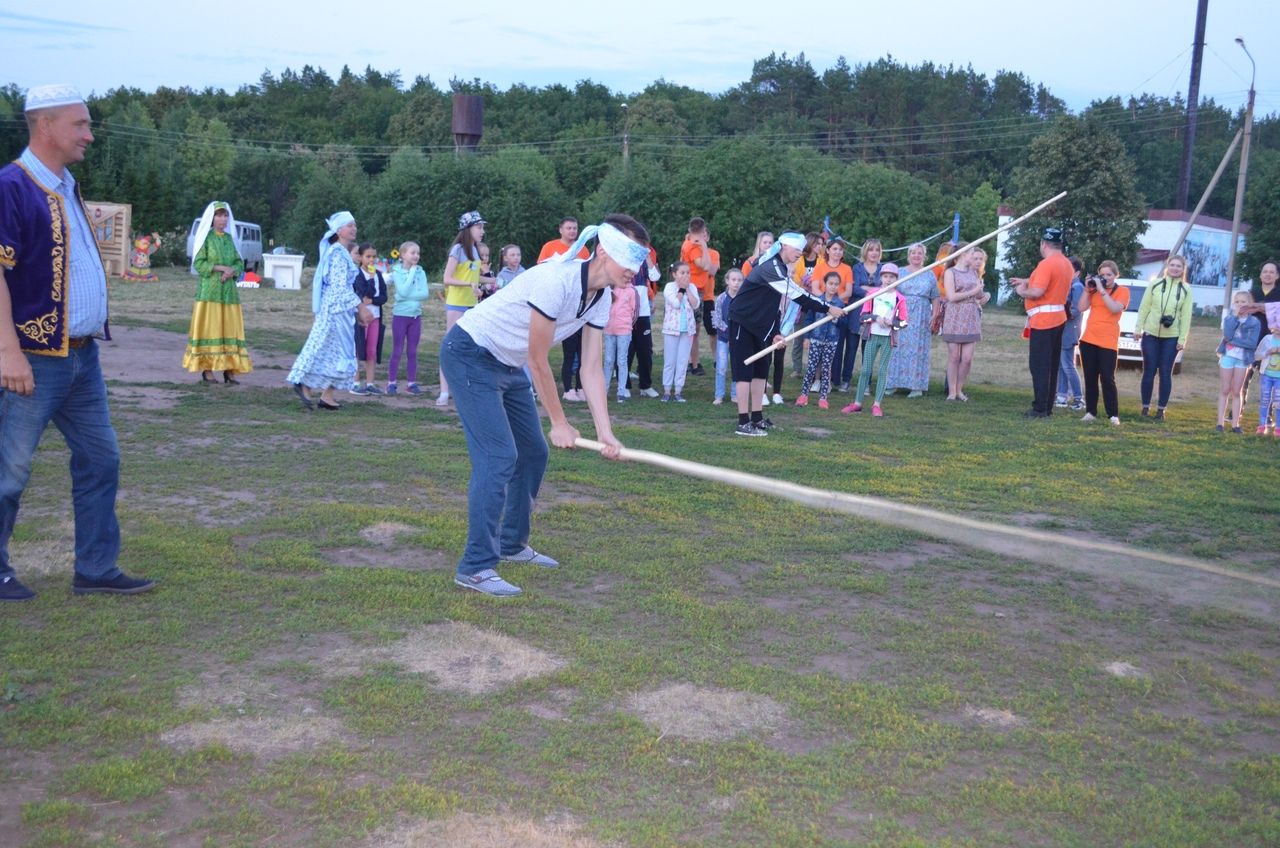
1134, 255, 1194, 420
1077, 261, 1129, 424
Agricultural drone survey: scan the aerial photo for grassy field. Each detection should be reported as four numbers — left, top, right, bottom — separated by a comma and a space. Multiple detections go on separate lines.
2, 270, 1277, 847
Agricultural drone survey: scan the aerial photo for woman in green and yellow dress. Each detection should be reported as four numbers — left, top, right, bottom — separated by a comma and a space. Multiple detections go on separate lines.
182, 201, 253, 383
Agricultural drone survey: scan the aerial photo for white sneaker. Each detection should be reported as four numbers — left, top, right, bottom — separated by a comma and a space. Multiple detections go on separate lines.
772, 393, 784, 405
639, 387, 659, 398
435, 392, 450, 406
1080, 412, 1096, 422
619, 388, 631, 398
1109, 416, 1121, 426
501, 545, 559, 568
761, 394, 771, 406
454, 568, 522, 596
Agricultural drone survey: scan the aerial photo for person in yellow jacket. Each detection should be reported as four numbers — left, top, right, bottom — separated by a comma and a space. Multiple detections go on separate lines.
1133, 255, 1194, 419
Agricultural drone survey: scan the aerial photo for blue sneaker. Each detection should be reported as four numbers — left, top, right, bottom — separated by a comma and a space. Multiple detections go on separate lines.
364, 384, 384, 396
350, 384, 369, 396
454, 569, 522, 596
406, 383, 422, 396
385, 383, 398, 396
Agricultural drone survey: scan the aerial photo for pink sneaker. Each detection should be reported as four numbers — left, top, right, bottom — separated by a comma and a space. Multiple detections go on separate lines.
795, 394, 808, 407
872, 404, 883, 417
818, 398, 829, 410
1258, 425, 1270, 435
842, 402, 862, 414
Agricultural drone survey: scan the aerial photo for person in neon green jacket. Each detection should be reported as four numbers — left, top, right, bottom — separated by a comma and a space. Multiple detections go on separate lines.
1133, 255, 1194, 419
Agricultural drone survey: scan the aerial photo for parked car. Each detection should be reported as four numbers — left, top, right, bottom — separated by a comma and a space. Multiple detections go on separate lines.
1079, 278, 1184, 374
185, 218, 263, 274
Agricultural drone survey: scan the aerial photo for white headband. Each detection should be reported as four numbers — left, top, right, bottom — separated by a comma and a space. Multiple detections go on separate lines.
559, 222, 648, 273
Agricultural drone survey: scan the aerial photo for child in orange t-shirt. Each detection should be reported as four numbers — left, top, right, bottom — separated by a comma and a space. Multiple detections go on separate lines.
681, 217, 719, 375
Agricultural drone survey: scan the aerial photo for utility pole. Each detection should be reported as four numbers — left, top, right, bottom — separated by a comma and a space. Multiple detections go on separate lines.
1223, 37, 1256, 314
621, 102, 630, 166
1176, 0, 1209, 211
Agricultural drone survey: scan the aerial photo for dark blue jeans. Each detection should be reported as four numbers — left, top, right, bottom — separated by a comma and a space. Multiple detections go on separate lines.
439, 325, 548, 577
0, 340, 122, 580
1140, 335, 1179, 409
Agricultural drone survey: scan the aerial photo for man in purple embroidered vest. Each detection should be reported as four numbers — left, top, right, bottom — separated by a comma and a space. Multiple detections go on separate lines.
0, 84, 154, 601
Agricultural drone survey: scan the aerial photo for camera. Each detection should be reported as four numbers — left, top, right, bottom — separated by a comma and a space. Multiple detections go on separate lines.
1085, 275, 1101, 291
1159, 314, 1175, 328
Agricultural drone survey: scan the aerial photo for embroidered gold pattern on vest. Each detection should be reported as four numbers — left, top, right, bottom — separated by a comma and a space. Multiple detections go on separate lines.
47, 193, 65, 304
0, 243, 14, 268
17, 309, 58, 345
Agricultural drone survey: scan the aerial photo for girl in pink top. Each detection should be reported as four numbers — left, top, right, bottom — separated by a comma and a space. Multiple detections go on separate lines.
603, 277, 640, 402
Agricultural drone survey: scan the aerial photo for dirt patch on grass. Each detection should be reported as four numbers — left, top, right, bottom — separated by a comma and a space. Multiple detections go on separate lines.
369, 812, 613, 848
798, 426, 835, 437
359, 522, 419, 546
106, 385, 184, 410
1104, 661, 1150, 679
7, 521, 74, 578
961, 706, 1027, 728
319, 546, 454, 572
161, 714, 349, 757
625, 683, 787, 741
327, 622, 566, 694
862, 541, 960, 571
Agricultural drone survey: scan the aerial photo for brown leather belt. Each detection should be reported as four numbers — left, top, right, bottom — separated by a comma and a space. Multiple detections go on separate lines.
68, 336, 92, 349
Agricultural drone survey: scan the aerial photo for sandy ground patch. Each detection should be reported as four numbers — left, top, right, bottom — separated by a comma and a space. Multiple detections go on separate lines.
6, 520, 74, 579
320, 546, 454, 572
105, 385, 185, 410
625, 683, 787, 741
160, 714, 348, 757
327, 622, 566, 694
1103, 661, 1150, 679
962, 706, 1027, 728
359, 522, 419, 546
369, 812, 613, 848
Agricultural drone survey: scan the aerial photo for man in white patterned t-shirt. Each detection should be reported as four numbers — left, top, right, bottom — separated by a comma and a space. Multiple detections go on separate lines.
441, 213, 650, 597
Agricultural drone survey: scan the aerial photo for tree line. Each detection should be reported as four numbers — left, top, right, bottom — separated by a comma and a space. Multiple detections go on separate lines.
1, 53, 1275, 281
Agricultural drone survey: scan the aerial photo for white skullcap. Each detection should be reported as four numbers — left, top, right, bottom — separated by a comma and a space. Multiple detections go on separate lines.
24, 84, 85, 112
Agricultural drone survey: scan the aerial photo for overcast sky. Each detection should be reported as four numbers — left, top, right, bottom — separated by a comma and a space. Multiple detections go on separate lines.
4, 0, 1277, 116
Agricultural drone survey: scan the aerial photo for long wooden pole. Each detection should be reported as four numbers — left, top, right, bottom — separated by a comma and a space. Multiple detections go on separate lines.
742, 190, 1068, 365
572, 437, 1280, 597
1168, 127, 1243, 259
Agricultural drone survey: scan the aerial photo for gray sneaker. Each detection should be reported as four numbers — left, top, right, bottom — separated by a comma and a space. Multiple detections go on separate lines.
455, 569, 522, 596
735, 422, 767, 437
501, 546, 559, 568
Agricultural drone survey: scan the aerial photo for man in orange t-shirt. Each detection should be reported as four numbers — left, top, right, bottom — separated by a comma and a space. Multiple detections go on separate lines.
537, 216, 591, 264
680, 217, 719, 375
1009, 227, 1073, 417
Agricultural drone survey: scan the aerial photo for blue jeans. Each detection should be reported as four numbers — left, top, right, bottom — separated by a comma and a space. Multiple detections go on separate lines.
602, 333, 630, 393
1056, 337, 1083, 400
714, 336, 736, 401
1140, 335, 1180, 409
1, 340, 122, 580
439, 326, 549, 577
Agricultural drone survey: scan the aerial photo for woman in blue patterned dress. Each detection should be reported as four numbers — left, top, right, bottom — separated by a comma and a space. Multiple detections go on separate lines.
884, 242, 940, 397
286, 211, 367, 410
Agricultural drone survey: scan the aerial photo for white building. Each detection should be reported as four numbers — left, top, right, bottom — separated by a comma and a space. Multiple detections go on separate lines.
995, 207, 1249, 314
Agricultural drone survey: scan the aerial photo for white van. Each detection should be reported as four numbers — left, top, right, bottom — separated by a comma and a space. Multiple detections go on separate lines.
1080, 278, 1185, 373
185, 218, 264, 274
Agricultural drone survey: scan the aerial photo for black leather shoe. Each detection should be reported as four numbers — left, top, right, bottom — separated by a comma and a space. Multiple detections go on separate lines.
1, 574, 36, 601
291, 382, 314, 410
72, 572, 156, 595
